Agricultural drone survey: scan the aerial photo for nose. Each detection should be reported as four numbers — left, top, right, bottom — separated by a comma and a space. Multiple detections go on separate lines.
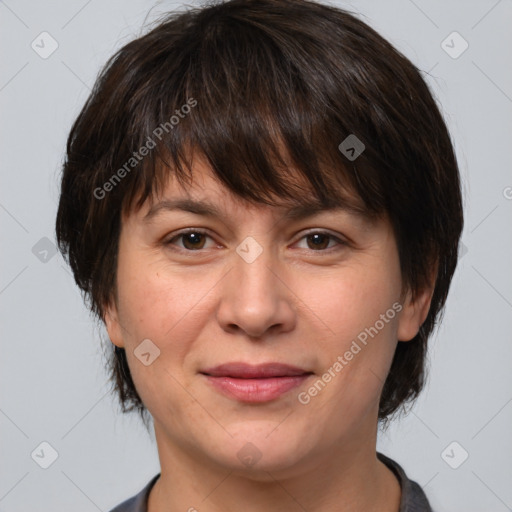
215, 244, 296, 339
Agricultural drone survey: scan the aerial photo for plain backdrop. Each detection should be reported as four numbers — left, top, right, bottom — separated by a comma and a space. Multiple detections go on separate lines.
1, 1, 511, 511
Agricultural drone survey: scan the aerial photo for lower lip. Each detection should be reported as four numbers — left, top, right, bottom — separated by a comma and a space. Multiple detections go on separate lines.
203, 374, 311, 402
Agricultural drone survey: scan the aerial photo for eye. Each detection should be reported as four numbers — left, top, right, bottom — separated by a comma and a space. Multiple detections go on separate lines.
294, 231, 347, 251
165, 229, 215, 251
164, 229, 347, 253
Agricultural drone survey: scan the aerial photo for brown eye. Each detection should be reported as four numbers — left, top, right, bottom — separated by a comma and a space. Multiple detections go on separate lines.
181, 232, 206, 250
306, 233, 331, 250
295, 231, 346, 252
166, 230, 212, 251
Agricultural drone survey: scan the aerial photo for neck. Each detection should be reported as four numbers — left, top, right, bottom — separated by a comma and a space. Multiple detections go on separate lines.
147, 419, 401, 512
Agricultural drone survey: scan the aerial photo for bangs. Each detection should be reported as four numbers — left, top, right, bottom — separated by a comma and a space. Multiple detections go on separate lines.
116, 7, 386, 219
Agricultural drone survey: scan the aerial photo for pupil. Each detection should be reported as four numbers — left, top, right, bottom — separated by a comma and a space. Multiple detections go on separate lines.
184, 232, 203, 249
309, 234, 328, 250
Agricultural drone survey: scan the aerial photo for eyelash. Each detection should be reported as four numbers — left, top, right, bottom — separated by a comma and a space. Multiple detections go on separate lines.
164, 228, 348, 254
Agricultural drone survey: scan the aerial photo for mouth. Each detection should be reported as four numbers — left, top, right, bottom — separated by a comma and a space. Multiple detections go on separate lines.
200, 362, 314, 403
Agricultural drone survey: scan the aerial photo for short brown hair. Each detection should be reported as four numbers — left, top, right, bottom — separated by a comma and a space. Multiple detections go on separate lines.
56, 0, 464, 427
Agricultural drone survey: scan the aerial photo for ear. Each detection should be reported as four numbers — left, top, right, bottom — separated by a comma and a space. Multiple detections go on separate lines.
103, 300, 125, 348
397, 284, 435, 342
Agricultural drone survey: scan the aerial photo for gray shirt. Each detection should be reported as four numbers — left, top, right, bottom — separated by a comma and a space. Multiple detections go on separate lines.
109, 451, 433, 512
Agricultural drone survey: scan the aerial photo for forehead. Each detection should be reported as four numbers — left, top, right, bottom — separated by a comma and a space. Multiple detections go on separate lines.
135, 154, 374, 224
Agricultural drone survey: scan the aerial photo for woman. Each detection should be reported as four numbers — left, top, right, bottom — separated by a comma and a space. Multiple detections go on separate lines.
55, 0, 464, 510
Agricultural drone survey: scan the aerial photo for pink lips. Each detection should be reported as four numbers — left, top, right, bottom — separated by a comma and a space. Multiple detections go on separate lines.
200, 362, 313, 402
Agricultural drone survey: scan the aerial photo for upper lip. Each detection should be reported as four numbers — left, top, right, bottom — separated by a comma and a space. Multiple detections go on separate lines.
200, 362, 312, 378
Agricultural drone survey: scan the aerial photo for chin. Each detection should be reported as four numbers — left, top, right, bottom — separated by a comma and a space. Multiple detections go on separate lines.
209, 424, 313, 477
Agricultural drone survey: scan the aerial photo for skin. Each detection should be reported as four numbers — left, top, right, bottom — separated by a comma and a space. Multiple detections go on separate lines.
105, 154, 434, 512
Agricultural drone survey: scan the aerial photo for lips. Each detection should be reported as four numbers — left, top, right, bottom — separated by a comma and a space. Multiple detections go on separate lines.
200, 362, 313, 402
201, 362, 311, 378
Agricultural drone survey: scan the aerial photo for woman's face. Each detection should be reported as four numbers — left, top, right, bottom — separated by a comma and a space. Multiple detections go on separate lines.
105, 156, 431, 477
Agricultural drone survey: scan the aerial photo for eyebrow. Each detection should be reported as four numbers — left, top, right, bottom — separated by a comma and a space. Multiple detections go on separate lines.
142, 198, 370, 224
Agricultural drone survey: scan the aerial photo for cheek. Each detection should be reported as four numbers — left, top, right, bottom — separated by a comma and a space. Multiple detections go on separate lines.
309, 262, 401, 343
114, 258, 224, 405
300, 263, 401, 412
116, 257, 209, 341
115, 265, 217, 415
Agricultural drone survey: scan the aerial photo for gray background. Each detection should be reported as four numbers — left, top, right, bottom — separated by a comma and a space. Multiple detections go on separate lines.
1, 0, 511, 511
